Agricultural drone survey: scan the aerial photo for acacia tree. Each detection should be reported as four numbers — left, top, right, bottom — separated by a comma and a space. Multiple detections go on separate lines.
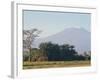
83, 51, 91, 60
23, 28, 41, 62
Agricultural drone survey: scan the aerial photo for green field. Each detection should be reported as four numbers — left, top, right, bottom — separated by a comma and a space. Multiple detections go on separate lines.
23, 61, 91, 69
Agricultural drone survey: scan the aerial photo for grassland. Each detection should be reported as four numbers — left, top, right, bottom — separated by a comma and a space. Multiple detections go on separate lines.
23, 61, 91, 69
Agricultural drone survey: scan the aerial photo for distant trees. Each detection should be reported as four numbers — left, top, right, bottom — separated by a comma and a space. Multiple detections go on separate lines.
29, 42, 88, 61
23, 28, 41, 61
59, 44, 77, 60
39, 42, 61, 61
72, 51, 91, 61
31, 48, 48, 61
83, 51, 91, 60
23, 41, 91, 62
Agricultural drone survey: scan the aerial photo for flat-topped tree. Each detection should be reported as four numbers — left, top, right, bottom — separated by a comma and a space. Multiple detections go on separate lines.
23, 28, 41, 62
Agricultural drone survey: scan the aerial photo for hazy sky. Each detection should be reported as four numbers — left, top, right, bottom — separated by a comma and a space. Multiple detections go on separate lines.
23, 10, 91, 38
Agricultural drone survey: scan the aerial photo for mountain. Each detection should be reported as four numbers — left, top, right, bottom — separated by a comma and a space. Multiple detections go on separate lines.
33, 28, 91, 54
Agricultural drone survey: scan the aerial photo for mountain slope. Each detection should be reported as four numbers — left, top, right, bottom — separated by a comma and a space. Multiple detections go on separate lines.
33, 28, 91, 54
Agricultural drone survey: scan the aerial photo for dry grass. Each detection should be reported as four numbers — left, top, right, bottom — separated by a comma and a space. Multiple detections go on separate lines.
23, 61, 91, 69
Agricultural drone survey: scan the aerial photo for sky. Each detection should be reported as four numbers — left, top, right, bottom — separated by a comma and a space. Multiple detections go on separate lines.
23, 10, 91, 38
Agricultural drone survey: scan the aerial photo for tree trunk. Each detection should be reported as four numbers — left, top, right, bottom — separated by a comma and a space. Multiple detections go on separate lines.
29, 48, 31, 62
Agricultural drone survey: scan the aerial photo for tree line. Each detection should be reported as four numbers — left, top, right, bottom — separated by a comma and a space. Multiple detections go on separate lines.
23, 42, 90, 62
